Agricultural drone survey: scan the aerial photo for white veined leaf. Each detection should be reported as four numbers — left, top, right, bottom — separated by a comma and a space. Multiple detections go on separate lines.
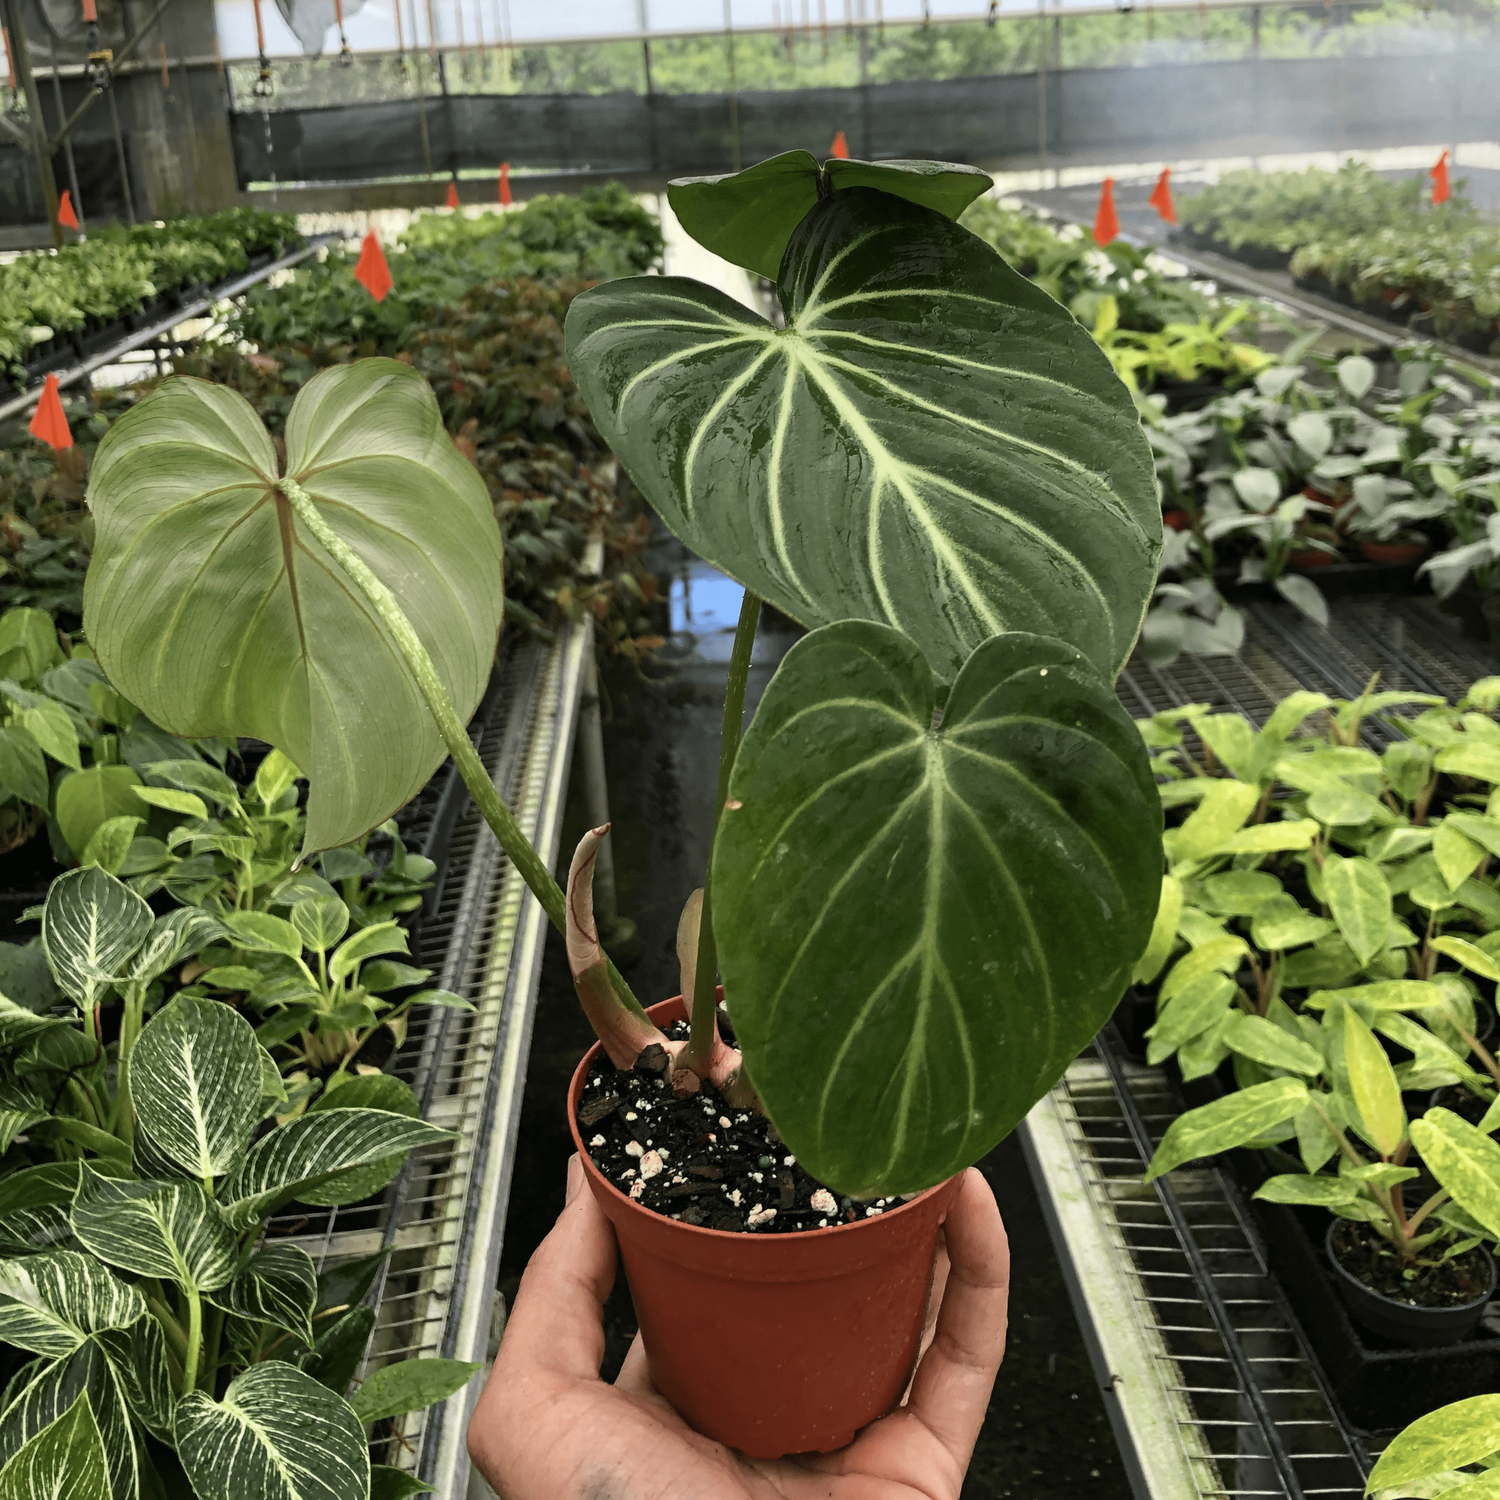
207, 1244, 318, 1346
566, 190, 1159, 684
174, 1360, 370, 1500
94, 1315, 176, 1445
128, 995, 264, 1179
0, 1390, 110, 1500
70, 1169, 238, 1294
218, 1110, 456, 1230
0, 1339, 137, 1500
129, 907, 225, 985
40, 867, 152, 1009
0, 1252, 145, 1358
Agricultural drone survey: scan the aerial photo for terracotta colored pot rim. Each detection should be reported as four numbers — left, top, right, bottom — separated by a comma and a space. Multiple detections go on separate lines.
568, 996, 956, 1244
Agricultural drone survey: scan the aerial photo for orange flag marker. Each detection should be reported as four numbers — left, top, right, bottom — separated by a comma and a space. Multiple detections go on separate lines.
29, 374, 72, 450
1149, 167, 1176, 225
1431, 150, 1450, 206
353, 230, 394, 302
829, 130, 849, 159
57, 190, 78, 230
1093, 177, 1120, 247
499, 161, 511, 206
445, 179, 460, 209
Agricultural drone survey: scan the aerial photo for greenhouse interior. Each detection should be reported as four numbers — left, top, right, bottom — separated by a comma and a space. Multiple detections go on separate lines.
3, 0, 1500, 1497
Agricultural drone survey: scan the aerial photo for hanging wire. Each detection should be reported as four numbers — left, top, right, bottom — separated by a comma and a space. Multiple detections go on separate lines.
394, 0, 409, 78
334, 0, 353, 65
987, 0, 999, 25
251, 0, 274, 97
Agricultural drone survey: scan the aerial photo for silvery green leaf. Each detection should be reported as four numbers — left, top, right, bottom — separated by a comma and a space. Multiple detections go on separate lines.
70, 1169, 237, 1294
0, 1340, 136, 1500
219, 1110, 455, 1229
85, 365, 504, 856
1352, 473, 1387, 518
94, 1316, 176, 1444
129, 995, 263, 1179
208, 1244, 318, 1346
1336, 354, 1376, 401
1274, 573, 1329, 628
1288, 411, 1334, 461
0, 1390, 110, 1500
713, 624, 1160, 1196
289, 896, 350, 955
566, 190, 1159, 684
1232, 467, 1282, 511
174, 1361, 369, 1500
40, 867, 152, 1009
0, 1252, 145, 1358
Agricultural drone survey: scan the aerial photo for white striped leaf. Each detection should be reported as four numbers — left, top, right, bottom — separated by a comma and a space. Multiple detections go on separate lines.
0, 1340, 136, 1500
668, 150, 992, 278
565, 189, 1159, 683
0, 1079, 45, 1155
40, 867, 152, 1010
0, 1165, 83, 1255
208, 1244, 318, 1345
174, 1360, 369, 1500
129, 995, 263, 1178
0, 1252, 145, 1358
219, 1109, 456, 1230
70, 1169, 237, 1294
83, 361, 505, 855
129, 908, 225, 985
712, 624, 1161, 1196
0, 1391, 110, 1500
95, 1315, 176, 1444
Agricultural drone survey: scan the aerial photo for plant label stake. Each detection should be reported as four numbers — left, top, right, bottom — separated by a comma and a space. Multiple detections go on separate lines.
353, 229, 394, 301
56, 189, 79, 230
498, 161, 511, 205
445, 179, 460, 209
1093, 176, 1120, 246
1149, 166, 1176, 224
829, 129, 849, 158
29, 374, 72, 450
1432, 149, 1451, 206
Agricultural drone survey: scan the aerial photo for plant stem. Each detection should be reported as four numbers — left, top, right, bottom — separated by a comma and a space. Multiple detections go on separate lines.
199, 1303, 225, 1394
686, 588, 760, 1068
181, 1286, 202, 1396
277, 478, 646, 1023
110, 984, 145, 1146
1406, 1186, 1451, 1238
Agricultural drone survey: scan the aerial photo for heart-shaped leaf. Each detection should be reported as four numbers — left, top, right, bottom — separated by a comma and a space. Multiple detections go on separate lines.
667, 149, 993, 278
174, 1361, 369, 1500
566, 189, 1159, 683
712, 624, 1161, 1196
40, 867, 152, 1011
83, 362, 505, 854
129, 996, 264, 1180
0, 1251, 145, 1359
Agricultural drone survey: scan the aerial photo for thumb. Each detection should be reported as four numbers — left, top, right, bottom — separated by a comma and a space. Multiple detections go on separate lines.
565, 1151, 585, 1206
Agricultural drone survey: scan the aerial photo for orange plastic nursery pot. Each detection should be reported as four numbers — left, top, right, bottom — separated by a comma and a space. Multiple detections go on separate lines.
567, 997, 963, 1458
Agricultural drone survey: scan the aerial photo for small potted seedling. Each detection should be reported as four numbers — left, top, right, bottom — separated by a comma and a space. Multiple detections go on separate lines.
83, 152, 1165, 1457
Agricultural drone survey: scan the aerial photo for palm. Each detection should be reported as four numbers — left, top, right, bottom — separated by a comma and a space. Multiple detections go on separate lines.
468, 1164, 1008, 1500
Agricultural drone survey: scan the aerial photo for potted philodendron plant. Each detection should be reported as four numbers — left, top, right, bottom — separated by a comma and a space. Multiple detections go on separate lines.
80, 152, 1165, 1460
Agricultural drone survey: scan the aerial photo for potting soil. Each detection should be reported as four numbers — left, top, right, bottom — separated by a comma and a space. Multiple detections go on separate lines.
579, 1020, 901, 1233
1330, 1219, 1493, 1306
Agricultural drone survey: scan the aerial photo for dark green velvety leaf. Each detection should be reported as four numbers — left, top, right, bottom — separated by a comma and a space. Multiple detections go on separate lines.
369, 1467, 434, 1500
566, 189, 1159, 683
667, 149, 993, 278
84, 362, 505, 855
315, 1249, 390, 1317
174, 1361, 369, 1500
712, 624, 1161, 1197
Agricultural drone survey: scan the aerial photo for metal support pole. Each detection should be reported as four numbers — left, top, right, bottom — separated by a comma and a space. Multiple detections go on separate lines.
724, 0, 741, 171
2, 0, 62, 245
48, 62, 84, 233
1036, 0, 1048, 185
636, 0, 657, 173
106, 81, 135, 222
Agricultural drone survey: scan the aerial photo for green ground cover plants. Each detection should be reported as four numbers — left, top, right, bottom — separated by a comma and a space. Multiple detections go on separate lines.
1133, 677, 1500, 1301
0, 210, 300, 389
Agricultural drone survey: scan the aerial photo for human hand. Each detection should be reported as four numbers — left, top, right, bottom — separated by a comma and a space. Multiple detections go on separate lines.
467, 1157, 1009, 1500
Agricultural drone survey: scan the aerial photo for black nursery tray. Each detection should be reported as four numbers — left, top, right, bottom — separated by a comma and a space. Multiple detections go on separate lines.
1215, 558, 1423, 604
1235, 1176, 1500, 1436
